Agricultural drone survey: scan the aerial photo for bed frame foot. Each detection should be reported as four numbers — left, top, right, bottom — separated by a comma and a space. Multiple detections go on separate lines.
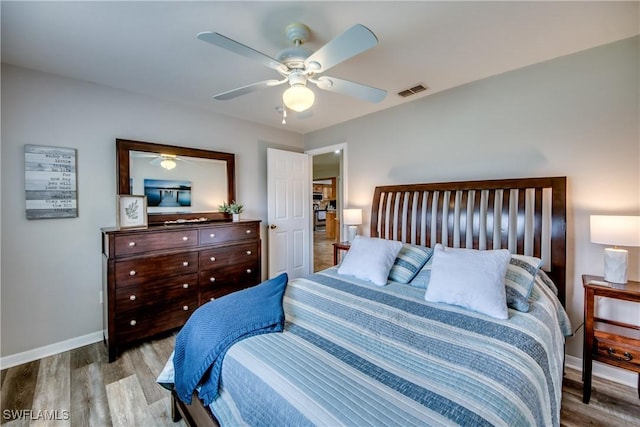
170, 389, 219, 426
171, 390, 183, 422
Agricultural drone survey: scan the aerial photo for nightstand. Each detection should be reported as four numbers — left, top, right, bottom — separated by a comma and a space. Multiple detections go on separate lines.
582, 274, 640, 404
333, 241, 351, 265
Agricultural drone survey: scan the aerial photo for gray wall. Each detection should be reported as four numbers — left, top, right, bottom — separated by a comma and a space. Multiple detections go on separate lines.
305, 37, 640, 371
1, 64, 303, 358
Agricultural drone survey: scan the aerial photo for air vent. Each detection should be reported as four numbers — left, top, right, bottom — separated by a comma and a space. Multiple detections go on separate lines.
398, 84, 428, 98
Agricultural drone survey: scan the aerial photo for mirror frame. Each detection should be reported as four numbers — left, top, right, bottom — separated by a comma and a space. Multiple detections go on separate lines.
116, 138, 235, 224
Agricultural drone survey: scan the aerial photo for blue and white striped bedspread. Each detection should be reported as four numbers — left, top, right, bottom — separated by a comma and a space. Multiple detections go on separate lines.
163, 267, 571, 426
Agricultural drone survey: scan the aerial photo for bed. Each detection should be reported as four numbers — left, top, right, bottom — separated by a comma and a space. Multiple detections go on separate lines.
159, 176, 571, 427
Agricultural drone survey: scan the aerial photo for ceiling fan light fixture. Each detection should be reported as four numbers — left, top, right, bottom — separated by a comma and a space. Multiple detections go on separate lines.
160, 158, 177, 170
283, 84, 315, 112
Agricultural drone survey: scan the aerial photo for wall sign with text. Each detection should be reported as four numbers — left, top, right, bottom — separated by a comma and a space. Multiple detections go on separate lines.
24, 144, 78, 219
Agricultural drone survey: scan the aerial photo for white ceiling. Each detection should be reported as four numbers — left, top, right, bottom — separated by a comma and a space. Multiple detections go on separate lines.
2, 1, 638, 134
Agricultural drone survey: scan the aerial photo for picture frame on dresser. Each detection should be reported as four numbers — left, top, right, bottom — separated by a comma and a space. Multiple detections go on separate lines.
116, 195, 148, 229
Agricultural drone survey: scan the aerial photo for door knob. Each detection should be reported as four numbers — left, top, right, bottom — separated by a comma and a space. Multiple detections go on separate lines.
269, 224, 277, 229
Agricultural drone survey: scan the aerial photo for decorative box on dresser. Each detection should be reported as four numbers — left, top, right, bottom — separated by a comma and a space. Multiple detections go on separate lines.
102, 220, 261, 362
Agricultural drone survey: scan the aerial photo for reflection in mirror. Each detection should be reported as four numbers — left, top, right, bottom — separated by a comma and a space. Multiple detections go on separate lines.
116, 139, 235, 224
129, 151, 228, 214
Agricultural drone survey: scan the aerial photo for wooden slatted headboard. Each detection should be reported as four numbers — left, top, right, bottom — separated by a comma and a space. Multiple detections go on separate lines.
370, 177, 567, 305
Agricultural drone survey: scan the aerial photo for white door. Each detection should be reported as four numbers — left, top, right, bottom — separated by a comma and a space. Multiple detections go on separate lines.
267, 148, 311, 279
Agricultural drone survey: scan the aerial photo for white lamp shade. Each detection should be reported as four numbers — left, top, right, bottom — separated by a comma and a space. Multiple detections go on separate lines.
343, 209, 362, 226
590, 215, 640, 247
283, 85, 315, 112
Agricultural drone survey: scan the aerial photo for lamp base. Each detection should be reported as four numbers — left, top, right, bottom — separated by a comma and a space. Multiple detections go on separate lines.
347, 225, 358, 242
603, 247, 628, 284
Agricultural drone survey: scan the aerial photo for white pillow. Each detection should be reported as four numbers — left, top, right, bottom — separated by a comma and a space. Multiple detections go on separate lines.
424, 244, 510, 319
338, 236, 403, 286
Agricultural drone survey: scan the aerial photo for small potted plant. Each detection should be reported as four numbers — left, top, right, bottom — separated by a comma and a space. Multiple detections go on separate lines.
219, 200, 244, 222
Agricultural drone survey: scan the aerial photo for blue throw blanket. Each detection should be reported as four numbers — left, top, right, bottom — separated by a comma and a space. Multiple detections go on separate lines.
173, 273, 288, 405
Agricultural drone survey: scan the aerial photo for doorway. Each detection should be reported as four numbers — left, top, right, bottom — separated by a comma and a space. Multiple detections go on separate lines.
306, 144, 346, 272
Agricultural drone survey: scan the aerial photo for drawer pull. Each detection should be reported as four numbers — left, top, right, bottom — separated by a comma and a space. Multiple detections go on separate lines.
183, 283, 189, 289
246, 251, 252, 255
183, 305, 189, 311
607, 348, 633, 362
129, 295, 136, 301
210, 257, 216, 262
130, 320, 137, 326
246, 269, 252, 274
182, 236, 189, 241
128, 241, 136, 247
210, 277, 216, 282
245, 230, 252, 234
129, 270, 136, 276
209, 233, 215, 238
182, 261, 189, 267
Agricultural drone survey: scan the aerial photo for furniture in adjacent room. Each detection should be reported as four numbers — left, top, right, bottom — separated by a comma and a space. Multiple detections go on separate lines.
166, 176, 570, 427
325, 210, 337, 239
312, 178, 336, 200
102, 220, 261, 362
313, 209, 326, 231
582, 274, 640, 403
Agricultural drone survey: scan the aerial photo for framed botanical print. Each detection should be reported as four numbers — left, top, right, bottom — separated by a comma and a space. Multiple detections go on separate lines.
117, 195, 148, 229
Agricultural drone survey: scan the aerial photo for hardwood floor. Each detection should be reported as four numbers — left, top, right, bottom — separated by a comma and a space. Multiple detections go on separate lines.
313, 229, 335, 272
1, 335, 184, 427
2, 331, 638, 426
561, 368, 639, 426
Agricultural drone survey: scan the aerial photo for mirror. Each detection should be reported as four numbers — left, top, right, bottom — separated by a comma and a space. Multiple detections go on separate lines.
116, 139, 235, 224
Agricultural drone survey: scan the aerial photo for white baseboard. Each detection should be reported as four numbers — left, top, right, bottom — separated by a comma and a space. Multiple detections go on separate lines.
0, 331, 103, 369
565, 354, 637, 388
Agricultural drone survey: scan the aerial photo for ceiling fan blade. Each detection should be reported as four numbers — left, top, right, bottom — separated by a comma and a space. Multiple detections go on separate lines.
131, 152, 159, 159
176, 156, 200, 167
304, 24, 378, 74
197, 32, 287, 73
149, 157, 162, 166
214, 79, 284, 100
316, 76, 386, 103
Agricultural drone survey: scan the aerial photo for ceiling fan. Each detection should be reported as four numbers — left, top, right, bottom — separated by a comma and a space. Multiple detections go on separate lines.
197, 23, 387, 112
132, 153, 196, 170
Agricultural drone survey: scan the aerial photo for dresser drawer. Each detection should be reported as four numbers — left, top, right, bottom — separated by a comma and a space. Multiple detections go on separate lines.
594, 333, 640, 369
199, 242, 259, 270
200, 285, 250, 304
114, 252, 198, 286
199, 263, 260, 295
199, 223, 259, 245
115, 274, 197, 312
115, 294, 198, 343
114, 229, 198, 256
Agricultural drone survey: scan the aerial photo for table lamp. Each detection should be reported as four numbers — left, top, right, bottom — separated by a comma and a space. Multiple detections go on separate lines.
590, 215, 640, 284
343, 209, 362, 242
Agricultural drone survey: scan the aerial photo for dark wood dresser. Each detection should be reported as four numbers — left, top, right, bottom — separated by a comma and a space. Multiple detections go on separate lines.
101, 220, 261, 361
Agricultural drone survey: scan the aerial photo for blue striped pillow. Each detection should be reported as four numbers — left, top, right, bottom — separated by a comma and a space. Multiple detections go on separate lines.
536, 269, 559, 295
505, 254, 543, 312
408, 258, 433, 289
388, 244, 433, 284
